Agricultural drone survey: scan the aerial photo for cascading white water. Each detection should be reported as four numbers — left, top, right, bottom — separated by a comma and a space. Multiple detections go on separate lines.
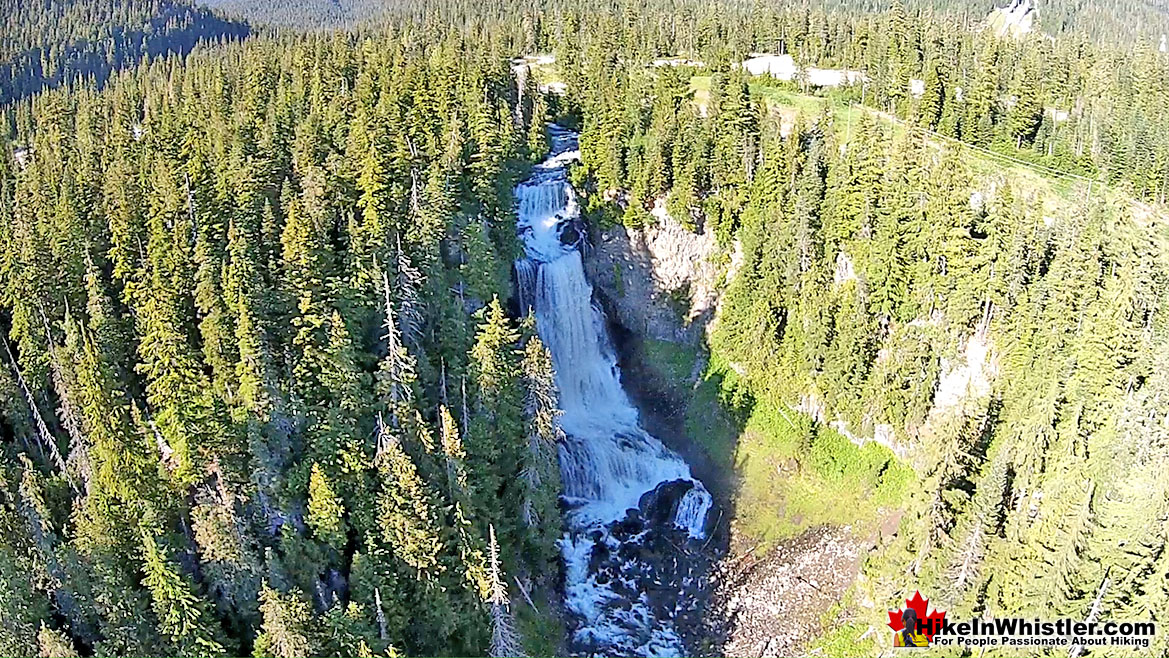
516, 125, 712, 656
674, 486, 714, 539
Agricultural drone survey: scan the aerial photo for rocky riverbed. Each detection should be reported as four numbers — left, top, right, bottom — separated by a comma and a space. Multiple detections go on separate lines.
705, 526, 871, 657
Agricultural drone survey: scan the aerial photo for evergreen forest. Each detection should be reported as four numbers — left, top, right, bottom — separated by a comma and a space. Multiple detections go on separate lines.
1, 0, 1167, 656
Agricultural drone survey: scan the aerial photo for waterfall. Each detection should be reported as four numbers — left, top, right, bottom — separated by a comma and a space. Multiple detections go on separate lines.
515, 125, 712, 656
674, 486, 714, 539
515, 258, 538, 315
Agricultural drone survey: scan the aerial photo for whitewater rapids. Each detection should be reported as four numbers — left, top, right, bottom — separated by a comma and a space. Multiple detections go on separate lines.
514, 125, 712, 656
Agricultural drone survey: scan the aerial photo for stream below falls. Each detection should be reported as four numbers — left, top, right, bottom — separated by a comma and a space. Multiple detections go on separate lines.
514, 125, 713, 656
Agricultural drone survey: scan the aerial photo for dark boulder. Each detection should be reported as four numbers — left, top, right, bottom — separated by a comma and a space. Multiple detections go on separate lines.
559, 218, 582, 247
638, 479, 695, 527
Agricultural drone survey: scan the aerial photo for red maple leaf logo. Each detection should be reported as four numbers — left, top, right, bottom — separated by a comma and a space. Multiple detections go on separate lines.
887, 591, 947, 642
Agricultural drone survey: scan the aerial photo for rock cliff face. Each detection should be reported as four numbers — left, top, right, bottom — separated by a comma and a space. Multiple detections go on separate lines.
987, 0, 1036, 37
795, 327, 997, 461
584, 200, 723, 345
585, 202, 998, 462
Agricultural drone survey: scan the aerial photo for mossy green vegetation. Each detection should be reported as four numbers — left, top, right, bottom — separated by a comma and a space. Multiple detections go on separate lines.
713, 376, 912, 547
684, 364, 745, 474
515, 590, 566, 657
657, 348, 914, 549
641, 338, 698, 385
807, 620, 880, 658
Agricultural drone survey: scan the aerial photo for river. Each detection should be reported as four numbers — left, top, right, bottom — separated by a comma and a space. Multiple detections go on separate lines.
514, 125, 713, 656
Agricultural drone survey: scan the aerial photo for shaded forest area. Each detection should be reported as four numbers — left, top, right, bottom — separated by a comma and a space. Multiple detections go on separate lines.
197, 0, 1169, 43
0, 0, 249, 106
196, 0, 390, 29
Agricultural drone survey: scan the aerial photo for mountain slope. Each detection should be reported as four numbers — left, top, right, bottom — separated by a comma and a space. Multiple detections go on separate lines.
0, 0, 249, 105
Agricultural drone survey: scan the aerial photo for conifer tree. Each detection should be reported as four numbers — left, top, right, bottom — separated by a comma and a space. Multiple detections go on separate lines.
307, 462, 348, 550
0, 502, 51, 655
190, 477, 263, 623
917, 60, 944, 130
943, 443, 1010, 612
37, 623, 79, 658
518, 328, 562, 563
253, 584, 323, 658
467, 298, 525, 533
439, 405, 471, 503
527, 95, 549, 161
487, 525, 526, 658
139, 526, 229, 657
374, 418, 445, 578
378, 271, 419, 432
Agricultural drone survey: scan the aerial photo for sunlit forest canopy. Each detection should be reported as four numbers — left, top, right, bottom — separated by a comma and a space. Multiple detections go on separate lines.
0, 0, 1167, 656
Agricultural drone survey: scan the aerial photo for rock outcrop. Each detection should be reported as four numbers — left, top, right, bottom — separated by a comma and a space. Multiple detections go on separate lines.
585, 200, 722, 345
709, 526, 870, 657
987, 0, 1035, 38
